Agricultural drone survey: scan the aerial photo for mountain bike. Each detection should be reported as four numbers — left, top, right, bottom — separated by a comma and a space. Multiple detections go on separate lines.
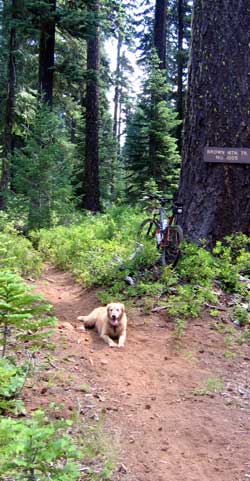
138, 194, 184, 267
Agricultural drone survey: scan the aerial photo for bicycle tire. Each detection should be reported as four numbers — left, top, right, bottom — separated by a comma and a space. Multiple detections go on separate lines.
162, 225, 184, 267
138, 218, 159, 241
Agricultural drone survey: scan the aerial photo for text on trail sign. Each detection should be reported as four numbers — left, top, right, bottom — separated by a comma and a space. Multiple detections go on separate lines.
204, 147, 250, 164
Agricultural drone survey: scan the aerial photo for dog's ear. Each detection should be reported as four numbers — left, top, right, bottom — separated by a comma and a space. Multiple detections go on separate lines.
119, 303, 125, 313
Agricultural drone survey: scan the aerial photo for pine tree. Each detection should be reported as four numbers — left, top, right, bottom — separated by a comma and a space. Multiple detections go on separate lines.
0, 0, 17, 210
82, 0, 101, 212
38, 0, 56, 105
166, 0, 192, 151
149, 0, 168, 169
124, 52, 180, 201
13, 103, 75, 229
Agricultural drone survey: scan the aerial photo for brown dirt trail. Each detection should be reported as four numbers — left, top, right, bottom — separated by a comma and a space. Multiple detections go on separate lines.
27, 266, 250, 481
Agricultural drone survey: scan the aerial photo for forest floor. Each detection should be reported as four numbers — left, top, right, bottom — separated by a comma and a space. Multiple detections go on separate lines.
24, 265, 250, 481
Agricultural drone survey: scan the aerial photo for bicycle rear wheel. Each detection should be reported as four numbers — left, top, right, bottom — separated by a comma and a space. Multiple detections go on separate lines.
138, 218, 159, 240
162, 225, 183, 267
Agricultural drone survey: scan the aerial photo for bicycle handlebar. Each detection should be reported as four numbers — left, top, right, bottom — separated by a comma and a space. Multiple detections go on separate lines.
143, 194, 183, 208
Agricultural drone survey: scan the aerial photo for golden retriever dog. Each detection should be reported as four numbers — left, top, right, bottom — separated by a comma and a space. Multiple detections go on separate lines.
77, 303, 127, 348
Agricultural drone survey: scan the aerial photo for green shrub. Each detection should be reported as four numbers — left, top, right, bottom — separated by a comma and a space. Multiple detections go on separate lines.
0, 231, 43, 277
0, 357, 28, 414
0, 411, 81, 481
177, 242, 217, 287
36, 207, 155, 287
233, 304, 250, 327
213, 234, 250, 292
161, 243, 219, 335
0, 272, 57, 357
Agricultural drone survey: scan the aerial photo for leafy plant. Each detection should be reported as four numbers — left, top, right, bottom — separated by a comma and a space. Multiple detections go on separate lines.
173, 317, 187, 338
213, 234, 250, 292
233, 304, 250, 327
0, 272, 57, 357
0, 231, 43, 277
177, 242, 217, 286
36, 207, 155, 287
0, 357, 28, 414
0, 410, 81, 481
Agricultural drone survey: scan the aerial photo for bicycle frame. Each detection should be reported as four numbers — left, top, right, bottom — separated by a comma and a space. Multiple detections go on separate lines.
139, 195, 183, 266
159, 207, 175, 247
142, 194, 183, 247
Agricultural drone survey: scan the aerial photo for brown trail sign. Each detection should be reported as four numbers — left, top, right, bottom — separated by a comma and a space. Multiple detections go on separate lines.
204, 147, 250, 164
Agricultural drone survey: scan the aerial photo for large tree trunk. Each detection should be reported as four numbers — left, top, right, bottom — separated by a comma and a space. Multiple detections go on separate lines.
178, 0, 250, 245
153, 0, 167, 69
111, 33, 122, 198
0, 0, 17, 210
38, 0, 56, 106
83, 0, 100, 212
176, 0, 184, 152
113, 33, 122, 139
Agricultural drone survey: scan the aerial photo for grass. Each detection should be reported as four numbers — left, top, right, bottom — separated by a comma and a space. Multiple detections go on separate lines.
193, 377, 225, 396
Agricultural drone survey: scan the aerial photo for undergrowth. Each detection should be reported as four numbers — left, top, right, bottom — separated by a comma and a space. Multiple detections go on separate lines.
0, 216, 116, 480
0, 215, 43, 277
0, 207, 249, 480
36, 206, 158, 287
35, 208, 250, 339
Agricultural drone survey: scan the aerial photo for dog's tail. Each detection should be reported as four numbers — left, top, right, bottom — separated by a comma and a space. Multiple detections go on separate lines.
77, 315, 96, 328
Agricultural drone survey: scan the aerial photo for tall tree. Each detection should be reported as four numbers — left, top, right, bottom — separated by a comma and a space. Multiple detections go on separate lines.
0, 0, 17, 210
178, 0, 250, 244
38, 0, 56, 105
113, 31, 122, 140
153, 0, 167, 69
149, 0, 167, 168
166, 0, 192, 152
82, 0, 101, 212
176, 0, 184, 151
124, 53, 180, 201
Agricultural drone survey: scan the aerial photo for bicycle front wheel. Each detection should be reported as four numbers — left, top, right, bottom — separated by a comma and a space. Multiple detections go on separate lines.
162, 225, 183, 267
138, 218, 159, 241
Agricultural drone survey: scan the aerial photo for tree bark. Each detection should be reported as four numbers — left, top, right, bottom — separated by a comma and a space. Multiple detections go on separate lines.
176, 0, 184, 152
38, 0, 56, 106
82, 0, 101, 212
178, 0, 250, 245
113, 33, 122, 139
149, 0, 168, 172
0, 0, 17, 210
153, 0, 167, 69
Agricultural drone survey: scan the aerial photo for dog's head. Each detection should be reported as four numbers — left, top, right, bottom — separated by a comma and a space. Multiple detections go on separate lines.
107, 302, 125, 327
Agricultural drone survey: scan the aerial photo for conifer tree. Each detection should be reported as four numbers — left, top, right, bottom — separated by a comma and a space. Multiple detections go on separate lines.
149, 0, 168, 168
166, 0, 192, 151
82, 0, 101, 212
0, 0, 17, 210
14, 103, 75, 229
38, 0, 56, 105
124, 52, 180, 201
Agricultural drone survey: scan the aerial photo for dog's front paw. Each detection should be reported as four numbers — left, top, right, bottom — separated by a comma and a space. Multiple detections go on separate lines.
77, 315, 85, 321
118, 343, 125, 348
108, 342, 117, 348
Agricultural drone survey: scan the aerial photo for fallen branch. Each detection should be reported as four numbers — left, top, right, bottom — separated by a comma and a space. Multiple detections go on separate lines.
151, 306, 168, 312
205, 303, 227, 311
